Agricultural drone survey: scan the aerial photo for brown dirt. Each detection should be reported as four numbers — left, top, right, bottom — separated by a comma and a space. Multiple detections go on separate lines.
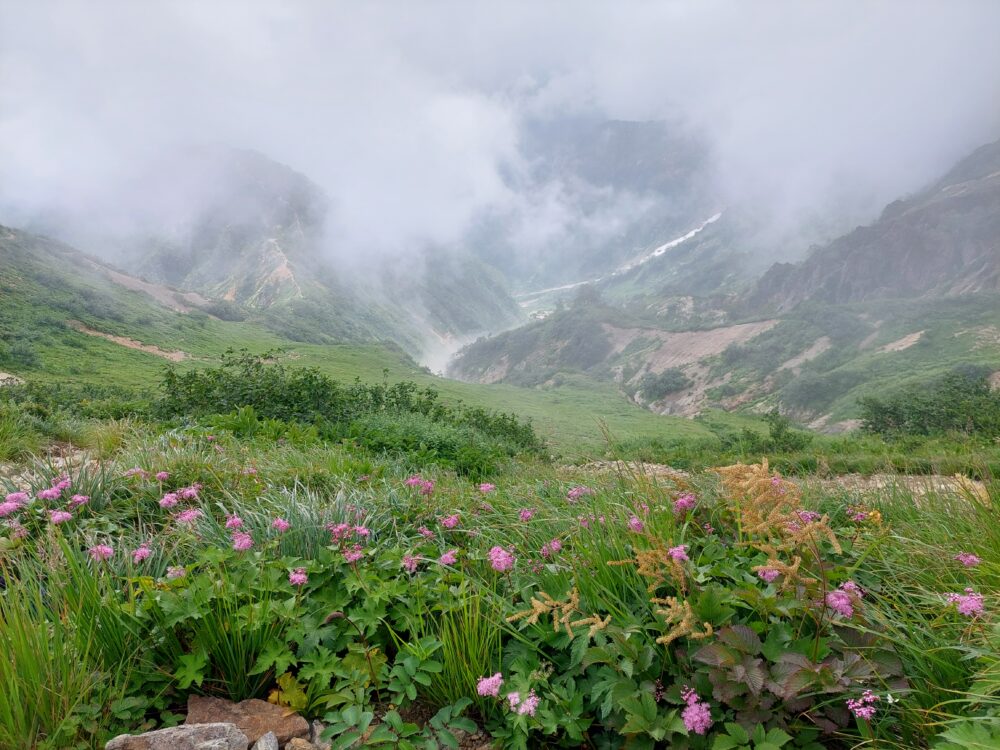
877, 330, 923, 353
604, 320, 779, 369
67, 321, 188, 361
0, 372, 24, 387
804, 473, 989, 502
78, 256, 211, 313
778, 336, 831, 372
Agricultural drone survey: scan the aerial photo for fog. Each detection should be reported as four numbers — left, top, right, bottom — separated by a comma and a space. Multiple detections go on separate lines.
2, 1, 999, 274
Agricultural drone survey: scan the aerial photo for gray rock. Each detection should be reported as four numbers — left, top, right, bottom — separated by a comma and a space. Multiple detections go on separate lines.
284, 740, 315, 750
252, 732, 279, 750
105, 722, 249, 750
309, 720, 331, 750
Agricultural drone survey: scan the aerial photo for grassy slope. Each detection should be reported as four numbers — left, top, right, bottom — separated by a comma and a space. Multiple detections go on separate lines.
0, 233, 710, 456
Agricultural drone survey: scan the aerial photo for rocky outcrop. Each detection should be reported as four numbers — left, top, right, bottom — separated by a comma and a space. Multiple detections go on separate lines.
105, 723, 248, 750
185, 696, 310, 746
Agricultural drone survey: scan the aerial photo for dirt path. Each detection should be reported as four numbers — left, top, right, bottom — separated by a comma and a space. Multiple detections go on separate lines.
67, 321, 188, 361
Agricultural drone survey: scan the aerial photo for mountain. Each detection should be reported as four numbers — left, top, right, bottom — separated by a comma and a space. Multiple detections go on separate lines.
746, 137, 1000, 313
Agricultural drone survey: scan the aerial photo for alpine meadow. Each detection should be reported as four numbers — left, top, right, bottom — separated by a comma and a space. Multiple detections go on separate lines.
1, 3, 1000, 749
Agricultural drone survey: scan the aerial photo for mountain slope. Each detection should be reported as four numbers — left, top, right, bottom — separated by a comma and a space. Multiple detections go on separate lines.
747, 138, 1000, 312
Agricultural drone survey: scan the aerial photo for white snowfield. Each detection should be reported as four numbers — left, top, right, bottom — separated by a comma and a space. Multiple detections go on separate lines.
515, 211, 724, 303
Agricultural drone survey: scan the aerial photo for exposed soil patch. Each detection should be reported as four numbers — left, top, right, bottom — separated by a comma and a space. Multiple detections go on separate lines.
605, 320, 779, 370
67, 321, 188, 361
877, 330, 923, 353
805, 473, 989, 502
778, 336, 831, 372
78, 256, 211, 313
0, 372, 24, 387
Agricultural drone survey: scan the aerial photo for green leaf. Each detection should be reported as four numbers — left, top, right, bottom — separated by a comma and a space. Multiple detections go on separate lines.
174, 650, 208, 690
724, 722, 750, 744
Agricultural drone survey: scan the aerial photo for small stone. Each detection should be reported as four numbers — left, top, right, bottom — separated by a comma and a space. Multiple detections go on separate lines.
105, 723, 248, 750
309, 720, 331, 750
253, 732, 279, 750
285, 740, 315, 750
187, 696, 310, 745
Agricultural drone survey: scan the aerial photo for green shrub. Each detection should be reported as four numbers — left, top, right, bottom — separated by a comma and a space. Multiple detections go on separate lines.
639, 368, 693, 401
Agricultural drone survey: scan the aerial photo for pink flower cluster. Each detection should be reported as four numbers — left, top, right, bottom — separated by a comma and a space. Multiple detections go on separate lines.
757, 567, 780, 583
89, 544, 114, 562
477, 483, 496, 494
540, 538, 562, 558
132, 544, 152, 563
673, 493, 697, 515
507, 690, 540, 716
488, 545, 515, 572
404, 474, 435, 495
441, 514, 460, 529
477, 672, 503, 696
327, 523, 370, 543
826, 581, 864, 618
846, 690, 879, 720
566, 486, 595, 503
439, 549, 458, 566
627, 516, 644, 533
342, 544, 364, 564
289, 568, 308, 586
518, 508, 535, 522
946, 588, 984, 618
231, 531, 253, 552
954, 552, 981, 567
667, 545, 688, 562
680, 686, 712, 735
272, 517, 291, 533
0, 492, 28, 517
402, 553, 419, 573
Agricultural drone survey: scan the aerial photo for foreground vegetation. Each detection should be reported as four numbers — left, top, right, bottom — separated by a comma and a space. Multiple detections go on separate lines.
0, 359, 997, 749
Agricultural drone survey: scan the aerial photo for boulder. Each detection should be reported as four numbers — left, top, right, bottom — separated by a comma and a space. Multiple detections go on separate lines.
105, 722, 248, 750
187, 696, 310, 745
252, 732, 279, 750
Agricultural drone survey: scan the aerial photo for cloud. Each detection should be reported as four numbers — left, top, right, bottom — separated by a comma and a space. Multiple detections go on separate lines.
1, 0, 998, 263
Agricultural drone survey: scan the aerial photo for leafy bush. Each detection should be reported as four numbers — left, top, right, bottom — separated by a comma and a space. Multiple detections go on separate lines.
640, 368, 693, 401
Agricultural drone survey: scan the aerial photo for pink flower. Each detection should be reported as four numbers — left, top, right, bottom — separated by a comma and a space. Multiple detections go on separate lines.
353, 525, 370, 538
289, 568, 308, 586
159, 493, 179, 508
420, 480, 435, 495
439, 549, 458, 565
955, 552, 981, 567
6, 519, 27, 539
667, 545, 689, 562
404, 474, 425, 487
225, 514, 244, 529
343, 544, 364, 564
757, 567, 780, 583
166, 566, 186, 579
680, 687, 712, 735
673, 493, 697, 515
441, 514, 460, 529
488, 546, 515, 572
506, 692, 521, 710
5, 491, 28, 505
155, 471, 170, 482
69, 494, 89, 508
846, 690, 879, 721
825, 590, 854, 618
946, 588, 984, 617
627, 516, 644, 533
566, 486, 594, 503
417, 526, 435, 538
478, 483, 496, 494
515, 690, 540, 716
797, 510, 821, 523
477, 673, 503, 697
402, 553, 419, 573
272, 517, 290, 533
241, 467, 257, 476
231, 531, 254, 551
540, 538, 562, 558
518, 508, 535, 522
89, 544, 114, 562
132, 545, 152, 563
174, 509, 203, 525
123, 467, 148, 479
0, 500, 21, 517
36, 487, 62, 501
178, 484, 202, 500
48, 510, 72, 525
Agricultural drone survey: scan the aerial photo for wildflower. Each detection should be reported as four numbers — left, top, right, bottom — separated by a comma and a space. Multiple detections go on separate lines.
673, 493, 697, 514
439, 549, 459, 565
518, 508, 535, 522
49, 509, 72, 524
506, 692, 521, 710
540, 538, 562, 558
89, 544, 114, 562
343, 544, 364, 564
840, 580, 865, 598
757, 567, 780, 583
566, 486, 594, 503
0, 500, 21, 517
231, 531, 254, 551
488, 545, 515, 572
166, 566, 186, 579
353, 525, 370, 538
289, 568, 308, 586
241, 467, 257, 476
627, 516, 644, 533
272, 517, 290, 533
955, 552, 982, 567
946, 588, 984, 618
123, 467, 147, 478
478, 483, 496, 493
404, 474, 425, 487
155, 471, 170, 482
667, 545, 688, 562
653, 679, 666, 702
441, 514, 460, 529
703, 523, 714, 533
417, 525, 435, 538
174, 509, 203, 525
132, 545, 152, 563
846, 690, 880, 721
847, 507, 868, 522
797, 510, 821, 523
36, 487, 62, 501
225, 514, 244, 529
402, 553, 419, 573
825, 590, 854, 618
5, 491, 28, 505
69, 494, 89, 508
476, 673, 503, 697
178, 484, 202, 500
517, 691, 540, 716
6, 519, 27, 539
680, 687, 712, 735
420, 479, 435, 495
206, 435, 215, 442
159, 493, 179, 508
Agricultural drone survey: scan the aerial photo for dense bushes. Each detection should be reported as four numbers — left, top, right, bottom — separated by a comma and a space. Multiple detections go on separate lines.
639, 368, 693, 401
859, 367, 1000, 437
